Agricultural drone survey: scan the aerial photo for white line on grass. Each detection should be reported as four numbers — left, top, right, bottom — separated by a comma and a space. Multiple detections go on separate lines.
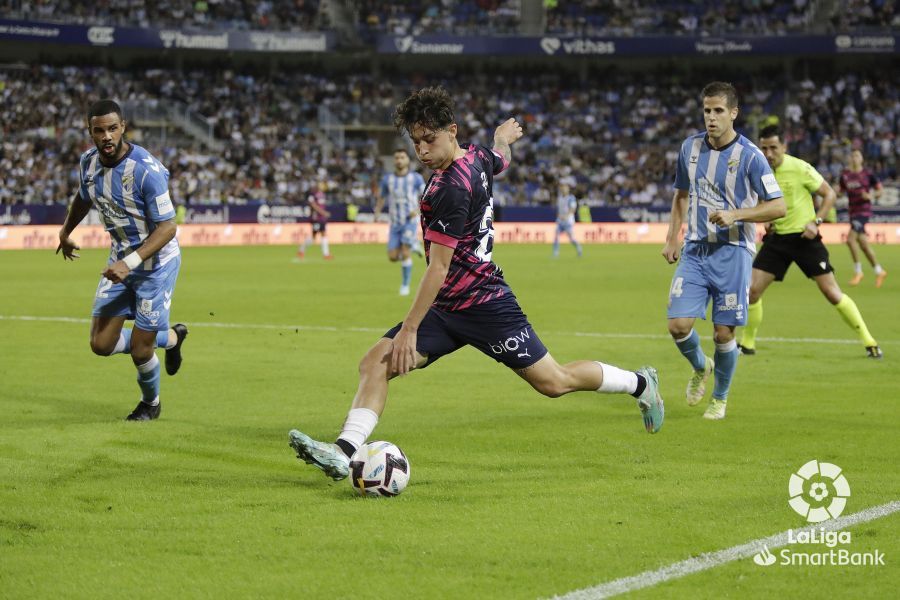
551, 500, 900, 600
2, 315, 895, 345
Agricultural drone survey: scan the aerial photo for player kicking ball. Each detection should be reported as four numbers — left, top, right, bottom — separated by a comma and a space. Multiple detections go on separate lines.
288, 86, 663, 481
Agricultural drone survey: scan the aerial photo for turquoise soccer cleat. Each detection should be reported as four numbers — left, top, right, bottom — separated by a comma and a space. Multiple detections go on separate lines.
288, 429, 350, 480
636, 366, 664, 434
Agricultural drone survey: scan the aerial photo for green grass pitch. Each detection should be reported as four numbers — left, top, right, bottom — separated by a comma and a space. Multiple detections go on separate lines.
1, 243, 898, 598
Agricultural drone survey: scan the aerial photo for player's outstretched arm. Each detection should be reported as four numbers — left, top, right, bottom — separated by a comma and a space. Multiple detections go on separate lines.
663, 189, 689, 264
57, 191, 91, 261
493, 118, 523, 166
102, 218, 177, 283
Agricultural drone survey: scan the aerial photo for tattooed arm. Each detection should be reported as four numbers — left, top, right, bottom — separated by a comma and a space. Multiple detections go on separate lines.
493, 118, 523, 165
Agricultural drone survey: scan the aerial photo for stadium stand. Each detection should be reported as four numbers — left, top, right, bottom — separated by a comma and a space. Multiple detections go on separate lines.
0, 0, 324, 30
1, 62, 896, 209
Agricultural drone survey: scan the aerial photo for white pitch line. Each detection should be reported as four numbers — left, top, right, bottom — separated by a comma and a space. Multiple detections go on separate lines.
552, 500, 900, 600
0, 314, 896, 345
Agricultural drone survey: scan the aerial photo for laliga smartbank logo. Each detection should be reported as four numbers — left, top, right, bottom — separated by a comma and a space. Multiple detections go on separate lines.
751, 461, 885, 568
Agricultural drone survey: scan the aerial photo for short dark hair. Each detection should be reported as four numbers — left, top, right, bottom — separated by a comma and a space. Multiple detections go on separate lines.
393, 86, 455, 134
87, 99, 123, 123
759, 124, 782, 141
701, 82, 739, 109
393, 148, 410, 156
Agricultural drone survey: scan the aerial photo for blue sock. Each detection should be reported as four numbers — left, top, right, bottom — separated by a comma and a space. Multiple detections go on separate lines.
136, 355, 161, 404
156, 329, 170, 349
401, 258, 412, 287
712, 339, 739, 401
674, 329, 707, 371
552, 236, 560, 255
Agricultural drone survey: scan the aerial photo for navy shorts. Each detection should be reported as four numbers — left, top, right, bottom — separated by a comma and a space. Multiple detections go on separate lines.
849, 216, 868, 234
383, 293, 548, 370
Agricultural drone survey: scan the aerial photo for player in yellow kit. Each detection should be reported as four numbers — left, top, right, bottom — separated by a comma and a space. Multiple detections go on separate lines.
738, 126, 881, 359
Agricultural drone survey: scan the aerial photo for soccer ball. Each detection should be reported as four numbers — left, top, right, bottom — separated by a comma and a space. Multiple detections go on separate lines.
349, 441, 410, 497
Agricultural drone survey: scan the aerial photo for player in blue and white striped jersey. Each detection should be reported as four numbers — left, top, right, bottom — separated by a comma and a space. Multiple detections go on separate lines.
662, 82, 785, 421
57, 99, 188, 421
375, 148, 426, 296
552, 181, 582, 258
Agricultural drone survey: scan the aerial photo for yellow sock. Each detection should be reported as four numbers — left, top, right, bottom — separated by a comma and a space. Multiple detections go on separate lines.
741, 299, 763, 349
835, 294, 877, 347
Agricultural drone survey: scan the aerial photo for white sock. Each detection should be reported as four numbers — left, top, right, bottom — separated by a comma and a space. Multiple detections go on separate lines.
136, 354, 159, 374
854, 262, 862, 273
401, 257, 413, 268
595, 362, 638, 395
874, 264, 884, 275
337, 407, 378, 450
715, 339, 737, 353
321, 237, 330, 256
112, 332, 128, 354
673, 331, 693, 344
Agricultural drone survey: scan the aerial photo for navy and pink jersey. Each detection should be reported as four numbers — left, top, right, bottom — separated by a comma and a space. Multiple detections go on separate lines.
421, 143, 511, 312
839, 169, 880, 218
308, 190, 328, 223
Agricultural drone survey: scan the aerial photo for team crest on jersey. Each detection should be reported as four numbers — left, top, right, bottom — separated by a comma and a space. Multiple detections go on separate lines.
122, 174, 134, 194
727, 158, 740, 174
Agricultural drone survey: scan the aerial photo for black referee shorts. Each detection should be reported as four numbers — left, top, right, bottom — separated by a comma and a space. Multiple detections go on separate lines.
753, 232, 834, 281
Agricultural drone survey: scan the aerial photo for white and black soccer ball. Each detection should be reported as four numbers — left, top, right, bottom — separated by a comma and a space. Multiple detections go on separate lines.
349, 441, 410, 497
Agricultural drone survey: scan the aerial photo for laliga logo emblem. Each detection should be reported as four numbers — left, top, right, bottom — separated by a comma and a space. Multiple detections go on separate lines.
788, 460, 850, 523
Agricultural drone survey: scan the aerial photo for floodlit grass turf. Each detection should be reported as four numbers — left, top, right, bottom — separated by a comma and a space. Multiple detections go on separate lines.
1, 243, 898, 599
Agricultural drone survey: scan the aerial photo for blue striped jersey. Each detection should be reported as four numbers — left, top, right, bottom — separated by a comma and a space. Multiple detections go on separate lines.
77, 143, 180, 270
556, 193, 577, 224
674, 132, 782, 252
380, 171, 425, 226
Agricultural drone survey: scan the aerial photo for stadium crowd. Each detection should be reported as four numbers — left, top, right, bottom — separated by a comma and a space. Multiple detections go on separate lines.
1, 64, 897, 209
0, 0, 323, 30
3, 0, 896, 35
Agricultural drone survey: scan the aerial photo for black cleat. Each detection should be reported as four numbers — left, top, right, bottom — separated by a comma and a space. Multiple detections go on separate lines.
165, 323, 189, 375
126, 400, 161, 421
866, 346, 883, 359
738, 344, 756, 356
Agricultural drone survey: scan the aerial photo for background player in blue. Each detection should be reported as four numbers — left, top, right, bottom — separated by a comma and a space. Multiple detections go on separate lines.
288, 86, 665, 482
374, 148, 426, 295
56, 99, 188, 421
662, 82, 785, 421
552, 180, 583, 258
